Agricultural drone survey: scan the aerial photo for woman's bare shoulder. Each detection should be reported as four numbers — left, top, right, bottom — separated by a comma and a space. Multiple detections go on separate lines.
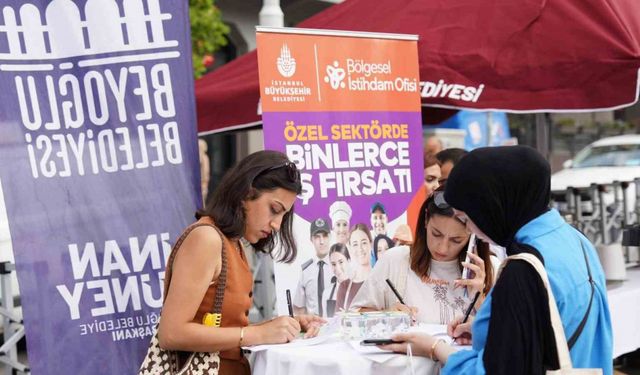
173, 225, 224, 266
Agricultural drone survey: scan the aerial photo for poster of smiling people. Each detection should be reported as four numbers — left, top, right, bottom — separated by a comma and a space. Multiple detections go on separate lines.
256, 27, 424, 317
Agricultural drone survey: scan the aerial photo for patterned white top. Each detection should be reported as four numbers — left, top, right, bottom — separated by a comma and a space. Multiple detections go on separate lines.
350, 246, 472, 324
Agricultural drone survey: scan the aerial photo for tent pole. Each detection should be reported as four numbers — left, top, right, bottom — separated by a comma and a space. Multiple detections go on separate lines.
244, 1, 284, 322
535, 113, 550, 159
259, 0, 284, 28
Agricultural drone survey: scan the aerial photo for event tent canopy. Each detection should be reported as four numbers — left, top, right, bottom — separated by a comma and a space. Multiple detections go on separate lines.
196, 0, 640, 134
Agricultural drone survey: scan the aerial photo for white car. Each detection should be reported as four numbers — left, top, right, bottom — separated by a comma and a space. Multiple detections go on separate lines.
551, 134, 640, 214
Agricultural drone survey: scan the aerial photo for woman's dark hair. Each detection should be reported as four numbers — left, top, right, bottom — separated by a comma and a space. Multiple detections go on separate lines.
329, 243, 350, 260
435, 148, 468, 166
372, 234, 394, 261
424, 151, 439, 168
410, 189, 494, 294
197, 150, 302, 263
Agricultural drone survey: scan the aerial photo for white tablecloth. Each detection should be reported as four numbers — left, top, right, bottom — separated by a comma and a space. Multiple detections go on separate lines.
250, 338, 439, 375
608, 267, 640, 358
249, 270, 640, 374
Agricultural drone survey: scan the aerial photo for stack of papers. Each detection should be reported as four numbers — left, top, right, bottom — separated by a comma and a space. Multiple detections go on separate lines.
410, 324, 453, 344
244, 333, 336, 352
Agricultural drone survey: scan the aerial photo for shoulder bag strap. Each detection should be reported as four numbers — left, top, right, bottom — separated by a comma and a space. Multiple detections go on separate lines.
500, 253, 574, 370
207, 226, 228, 315
163, 223, 228, 315
567, 241, 595, 350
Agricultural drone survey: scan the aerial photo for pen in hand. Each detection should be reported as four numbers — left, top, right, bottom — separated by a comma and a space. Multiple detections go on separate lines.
385, 279, 406, 305
385, 278, 418, 324
286, 289, 294, 318
452, 291, 481, 343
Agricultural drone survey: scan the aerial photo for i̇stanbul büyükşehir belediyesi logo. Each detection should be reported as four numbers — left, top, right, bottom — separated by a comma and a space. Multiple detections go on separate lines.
263, 44, 310, 103
323, 58, 418, 93
277, 43, 296, 78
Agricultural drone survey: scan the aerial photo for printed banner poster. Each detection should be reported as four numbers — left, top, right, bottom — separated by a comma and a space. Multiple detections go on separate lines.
256, 29, 424, 317
0, 1, 200, 374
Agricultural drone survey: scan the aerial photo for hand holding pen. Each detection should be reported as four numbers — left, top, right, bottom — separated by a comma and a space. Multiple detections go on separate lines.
448, 291, 480, 345
448, 316, 474, 345
286, 289, 294, 318
285, 289, 326, 338
386, 279, 418, 323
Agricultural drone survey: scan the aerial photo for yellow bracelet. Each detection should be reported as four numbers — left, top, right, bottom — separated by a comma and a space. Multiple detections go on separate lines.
239, 327, 245, 347
430, 338, 445, 361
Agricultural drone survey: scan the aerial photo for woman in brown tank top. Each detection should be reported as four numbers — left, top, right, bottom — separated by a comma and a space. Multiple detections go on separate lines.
157, 150, 325, 375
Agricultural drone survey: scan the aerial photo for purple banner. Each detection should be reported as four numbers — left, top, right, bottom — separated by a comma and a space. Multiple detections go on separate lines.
264, 110, 424, 317
263, 111, 424, 226
0, 1, 199, 374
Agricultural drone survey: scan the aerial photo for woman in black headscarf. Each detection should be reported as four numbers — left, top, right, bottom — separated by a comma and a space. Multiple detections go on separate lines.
382, 146, 613, 375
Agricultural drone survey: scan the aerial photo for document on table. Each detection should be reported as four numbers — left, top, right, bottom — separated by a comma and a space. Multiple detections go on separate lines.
410, 323, 472, 350
348, 341, 398, 363
243, 316, 341, 352
410, 324, 452, 343
348, 325, 451, 364
348, 323, 475, 364
244, 332, 337, 352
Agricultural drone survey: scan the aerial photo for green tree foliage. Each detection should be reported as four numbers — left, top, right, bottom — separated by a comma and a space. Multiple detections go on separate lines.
190, 0, 229, 79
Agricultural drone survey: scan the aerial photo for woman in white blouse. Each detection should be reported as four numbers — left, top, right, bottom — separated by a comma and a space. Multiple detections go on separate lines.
350, 191, 496, 324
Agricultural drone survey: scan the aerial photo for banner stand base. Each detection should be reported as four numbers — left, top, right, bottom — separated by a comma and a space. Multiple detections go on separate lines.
0, 262, 29, 375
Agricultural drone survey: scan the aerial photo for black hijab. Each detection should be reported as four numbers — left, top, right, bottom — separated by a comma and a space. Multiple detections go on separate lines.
444, 146, 559, 374
444, 145, 551, 253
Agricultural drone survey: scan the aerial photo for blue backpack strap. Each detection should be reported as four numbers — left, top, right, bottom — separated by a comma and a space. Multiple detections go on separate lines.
567, 240, 595, 350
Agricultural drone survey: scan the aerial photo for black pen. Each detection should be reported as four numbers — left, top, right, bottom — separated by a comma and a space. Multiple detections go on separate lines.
385, 279, 406, 305
453, 291, 481, 342
286, 289, 294, 317
461, 291, 480, 324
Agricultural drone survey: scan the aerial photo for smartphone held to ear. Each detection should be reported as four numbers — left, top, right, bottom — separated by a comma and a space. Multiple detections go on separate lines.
461, 233, 477, 280
360, 339, 401, 346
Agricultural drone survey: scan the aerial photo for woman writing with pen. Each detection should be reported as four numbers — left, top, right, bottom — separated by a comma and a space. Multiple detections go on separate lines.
145, 151, 324, 375
349, 189, 497, 324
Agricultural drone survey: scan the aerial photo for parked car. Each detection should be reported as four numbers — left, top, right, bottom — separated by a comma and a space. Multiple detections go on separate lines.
551, 134, 640, 215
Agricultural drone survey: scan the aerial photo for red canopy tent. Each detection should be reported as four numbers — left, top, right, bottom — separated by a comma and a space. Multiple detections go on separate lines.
196, 0, 640, 134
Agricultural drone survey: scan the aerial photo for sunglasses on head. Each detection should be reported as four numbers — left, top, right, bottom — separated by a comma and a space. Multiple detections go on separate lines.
254, 161, 300, 183
433, 191, 449, 209
429, 191, 468, 224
